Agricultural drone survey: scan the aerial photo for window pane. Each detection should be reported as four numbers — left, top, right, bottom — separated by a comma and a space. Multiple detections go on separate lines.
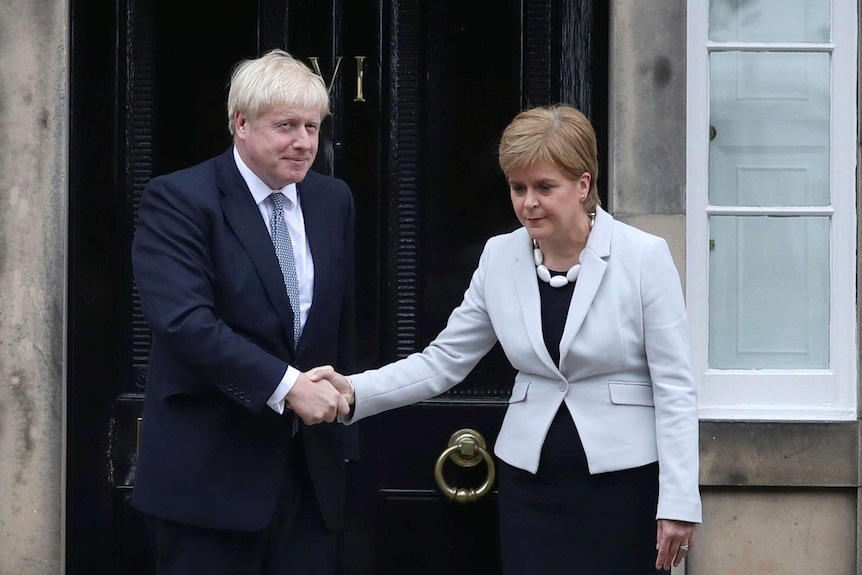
709, 0, 830, 42
709, 216, 829, 369
709, 52, 830, 206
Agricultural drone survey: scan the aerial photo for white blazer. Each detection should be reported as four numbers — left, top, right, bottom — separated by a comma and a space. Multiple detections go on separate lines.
347, 207, 702, 523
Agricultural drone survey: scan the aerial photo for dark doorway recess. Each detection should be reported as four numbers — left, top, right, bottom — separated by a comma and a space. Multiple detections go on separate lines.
67, 1, 607, 573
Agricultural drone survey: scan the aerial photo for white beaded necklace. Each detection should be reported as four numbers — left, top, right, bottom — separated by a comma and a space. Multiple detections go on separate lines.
532, 212, 595, 288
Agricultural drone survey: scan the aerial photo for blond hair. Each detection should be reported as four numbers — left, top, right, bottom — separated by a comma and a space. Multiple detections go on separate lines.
227, 49, 330, 136
498, 105, 601, 212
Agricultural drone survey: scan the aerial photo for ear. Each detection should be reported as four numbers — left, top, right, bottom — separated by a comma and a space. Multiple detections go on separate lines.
579, 172, 592, 194
234, 111, 249, 138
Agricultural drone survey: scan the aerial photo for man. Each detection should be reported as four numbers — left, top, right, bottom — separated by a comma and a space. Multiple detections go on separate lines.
131, 49, 355, 575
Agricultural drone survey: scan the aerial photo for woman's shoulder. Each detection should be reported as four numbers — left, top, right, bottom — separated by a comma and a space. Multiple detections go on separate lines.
607, 213, 667, 251
487, 226, 529, 246
482, 226, 530, 257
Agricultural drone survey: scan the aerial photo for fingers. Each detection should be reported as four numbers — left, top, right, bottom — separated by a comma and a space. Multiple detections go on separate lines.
288, 371, 348, 425
307, 365, 334, 381
674, 542, 692, 568
336, 394, 350, 416
311, 367, 351, 396
655, 519, 696, 571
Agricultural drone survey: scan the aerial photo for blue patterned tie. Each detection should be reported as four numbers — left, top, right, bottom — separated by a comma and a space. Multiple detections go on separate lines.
269, 192, 302, 346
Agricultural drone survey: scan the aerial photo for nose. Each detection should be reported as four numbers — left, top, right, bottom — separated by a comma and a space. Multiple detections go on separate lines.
524, 189, 539, 208
292, 127, 312, 149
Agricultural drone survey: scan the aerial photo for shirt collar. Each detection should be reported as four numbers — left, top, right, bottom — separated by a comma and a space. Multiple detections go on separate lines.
233, 146, 298, 208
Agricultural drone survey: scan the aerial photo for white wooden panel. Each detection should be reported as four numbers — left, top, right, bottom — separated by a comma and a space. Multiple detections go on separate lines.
709, 216, 829, 369
709, 0, 830, 42
687, 0, 857, 420
709, 52, 830, 206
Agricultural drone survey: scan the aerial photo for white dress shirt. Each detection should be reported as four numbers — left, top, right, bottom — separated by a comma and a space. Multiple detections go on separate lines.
233, 147, 315, 413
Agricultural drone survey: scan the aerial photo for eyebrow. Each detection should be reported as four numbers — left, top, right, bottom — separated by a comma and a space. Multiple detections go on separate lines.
508, 177, 558, 185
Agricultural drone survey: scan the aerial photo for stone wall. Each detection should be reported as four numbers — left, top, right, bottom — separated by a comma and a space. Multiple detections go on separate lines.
0, 1, 68, 574
610, 1, 862, 573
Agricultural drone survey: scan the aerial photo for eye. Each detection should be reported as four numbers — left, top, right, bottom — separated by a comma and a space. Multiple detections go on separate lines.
305, 123, 319, 133
539, 182, 553, 192
510, 184, 526, 195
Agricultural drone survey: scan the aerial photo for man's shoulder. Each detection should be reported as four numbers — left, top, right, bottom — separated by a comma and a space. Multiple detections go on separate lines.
302, 169, 349, 192
300, 170, 353, 208
154, 151, 227, 186
143, 150, 233, 205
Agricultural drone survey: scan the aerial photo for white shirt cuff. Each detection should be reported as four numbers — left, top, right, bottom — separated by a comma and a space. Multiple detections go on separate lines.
266, 366, 301, 414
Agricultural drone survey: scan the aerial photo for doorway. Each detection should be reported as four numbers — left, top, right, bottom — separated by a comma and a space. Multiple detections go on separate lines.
67, 1, 607, 572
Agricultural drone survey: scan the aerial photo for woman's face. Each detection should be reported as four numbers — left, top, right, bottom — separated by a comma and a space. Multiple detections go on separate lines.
508, 161, 591, 244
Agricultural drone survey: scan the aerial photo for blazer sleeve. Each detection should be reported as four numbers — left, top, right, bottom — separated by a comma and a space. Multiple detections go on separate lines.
132, 176, 286, 405
345, 240, 500, 422
641, 239, 702, 523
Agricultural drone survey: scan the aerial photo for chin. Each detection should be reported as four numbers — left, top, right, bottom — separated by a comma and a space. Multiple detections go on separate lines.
527, 227, 548, 238
284, 169, 310, 183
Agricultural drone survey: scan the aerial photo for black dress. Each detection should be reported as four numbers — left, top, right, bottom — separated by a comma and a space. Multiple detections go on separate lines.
497, 273, 667, 574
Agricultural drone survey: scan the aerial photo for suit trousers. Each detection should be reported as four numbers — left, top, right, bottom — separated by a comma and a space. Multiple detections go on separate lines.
498, 406, 668, 575
145, 437, 337, 575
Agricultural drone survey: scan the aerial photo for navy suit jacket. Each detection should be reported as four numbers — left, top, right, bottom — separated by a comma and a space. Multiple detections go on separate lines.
131, 148, 355, 531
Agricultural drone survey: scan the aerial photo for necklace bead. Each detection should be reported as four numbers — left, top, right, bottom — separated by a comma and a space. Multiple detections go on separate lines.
531, 212, 594, 288
534, 256, 580, 288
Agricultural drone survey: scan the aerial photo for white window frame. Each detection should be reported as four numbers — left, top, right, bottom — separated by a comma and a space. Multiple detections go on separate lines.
686, 0, 858, 420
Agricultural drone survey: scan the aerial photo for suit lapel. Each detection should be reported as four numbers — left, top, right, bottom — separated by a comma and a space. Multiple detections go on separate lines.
512, 231, 561, 374
295, 175, 331, 352
558, 207, 612, 362
216, 150, 297, 350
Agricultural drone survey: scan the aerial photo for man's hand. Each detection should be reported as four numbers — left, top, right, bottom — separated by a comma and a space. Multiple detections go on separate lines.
308, 365, 354, 406
285, 369, 350, 424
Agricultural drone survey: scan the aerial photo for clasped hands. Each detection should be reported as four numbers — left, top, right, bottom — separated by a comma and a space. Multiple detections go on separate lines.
284, 365, 354, 425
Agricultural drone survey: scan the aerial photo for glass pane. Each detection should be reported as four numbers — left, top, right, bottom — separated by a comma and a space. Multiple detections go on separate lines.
710, 0, 830, 42
709, 216, 829, 369
709, 52, 830, 206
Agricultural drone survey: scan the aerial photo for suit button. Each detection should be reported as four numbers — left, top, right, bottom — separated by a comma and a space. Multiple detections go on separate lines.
244, 397, 252, 403
559, 382, 568, 392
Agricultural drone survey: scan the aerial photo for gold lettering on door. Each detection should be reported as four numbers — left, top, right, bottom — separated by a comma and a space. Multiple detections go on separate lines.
308, 56, 366, 103
353, 56, 366, 102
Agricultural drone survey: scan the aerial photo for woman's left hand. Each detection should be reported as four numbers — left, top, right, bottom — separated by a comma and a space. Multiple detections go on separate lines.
655, 519, 696, 571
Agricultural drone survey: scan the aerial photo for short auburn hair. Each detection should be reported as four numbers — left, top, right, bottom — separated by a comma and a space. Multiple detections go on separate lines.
498, 105, 601, 212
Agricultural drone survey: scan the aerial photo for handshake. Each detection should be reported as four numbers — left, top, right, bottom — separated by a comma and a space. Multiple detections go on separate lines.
284, 365, 355, 425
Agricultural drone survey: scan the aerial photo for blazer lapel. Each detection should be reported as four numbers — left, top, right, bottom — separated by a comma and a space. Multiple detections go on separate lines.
558, 207, 612, 361
216, 151, 297, 350
512, 231, 561, 374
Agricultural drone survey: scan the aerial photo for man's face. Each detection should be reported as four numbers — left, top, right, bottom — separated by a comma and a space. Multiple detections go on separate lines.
234, 105, 321, 189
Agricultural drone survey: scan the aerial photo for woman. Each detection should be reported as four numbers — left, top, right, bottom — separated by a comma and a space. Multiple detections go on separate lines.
314, 105, 701, 573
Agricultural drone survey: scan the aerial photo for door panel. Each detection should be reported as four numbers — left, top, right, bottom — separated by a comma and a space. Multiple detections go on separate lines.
67, 0, 605, 572
347, 1, 604, 572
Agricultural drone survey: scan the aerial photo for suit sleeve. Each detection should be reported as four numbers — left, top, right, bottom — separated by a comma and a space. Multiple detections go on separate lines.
132, 176, 286, 407
640, 239, 702, 523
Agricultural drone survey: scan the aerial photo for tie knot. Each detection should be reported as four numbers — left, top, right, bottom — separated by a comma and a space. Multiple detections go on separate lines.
270, 192, 285, 211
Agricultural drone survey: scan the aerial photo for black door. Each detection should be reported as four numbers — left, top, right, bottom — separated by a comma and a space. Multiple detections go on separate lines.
67, 1, 606, 573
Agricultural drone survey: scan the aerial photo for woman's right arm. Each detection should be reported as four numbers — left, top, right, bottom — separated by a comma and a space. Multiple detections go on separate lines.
313, 240, 500, 422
